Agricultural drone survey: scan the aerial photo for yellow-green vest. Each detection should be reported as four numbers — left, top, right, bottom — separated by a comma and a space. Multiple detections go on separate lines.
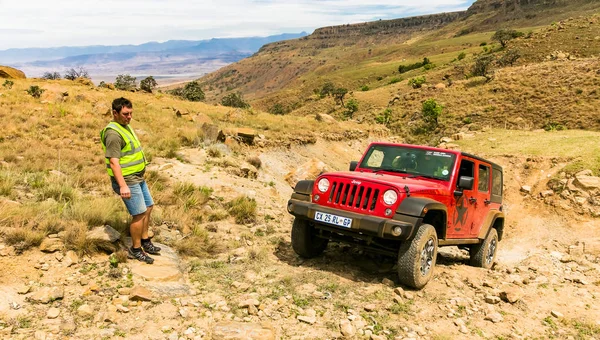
100, 122, 146, 177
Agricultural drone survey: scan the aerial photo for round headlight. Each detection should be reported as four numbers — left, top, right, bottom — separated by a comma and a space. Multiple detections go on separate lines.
383, 190, 398, 205
317, 178, 330, 192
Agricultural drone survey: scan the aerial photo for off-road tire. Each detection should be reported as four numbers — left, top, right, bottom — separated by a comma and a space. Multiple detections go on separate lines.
397, 224, 438, 289
469, 228, 498, 269
291, 217, 329, 258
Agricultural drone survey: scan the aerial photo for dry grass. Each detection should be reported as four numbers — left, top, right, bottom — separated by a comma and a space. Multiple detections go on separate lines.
227, 196, 257, 224
62, 222, 119, 256
173, 226, 225, 258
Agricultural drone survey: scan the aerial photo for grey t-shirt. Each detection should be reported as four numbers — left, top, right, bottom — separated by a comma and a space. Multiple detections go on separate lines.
104, 126, 145, 185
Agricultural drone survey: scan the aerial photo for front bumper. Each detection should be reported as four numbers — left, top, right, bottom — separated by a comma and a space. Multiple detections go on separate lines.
287, 198, 420, 240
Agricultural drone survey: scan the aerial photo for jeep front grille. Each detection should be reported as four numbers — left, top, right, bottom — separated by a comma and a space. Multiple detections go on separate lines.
328, 181, 379, 211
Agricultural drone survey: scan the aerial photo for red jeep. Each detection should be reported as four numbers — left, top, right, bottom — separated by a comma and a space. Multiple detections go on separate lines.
287, 142, 504, 289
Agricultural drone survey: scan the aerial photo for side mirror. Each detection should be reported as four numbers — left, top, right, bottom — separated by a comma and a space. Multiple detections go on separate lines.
457, 176, 474, 190
349, 161, 358, 171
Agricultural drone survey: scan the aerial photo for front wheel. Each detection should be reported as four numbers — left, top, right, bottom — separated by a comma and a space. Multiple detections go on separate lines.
291, 217, 328, 258
469, 228, 498, 269
397, 224, 438, 289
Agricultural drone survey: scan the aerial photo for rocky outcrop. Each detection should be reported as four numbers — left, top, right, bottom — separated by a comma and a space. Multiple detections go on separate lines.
0, 65, 26, 79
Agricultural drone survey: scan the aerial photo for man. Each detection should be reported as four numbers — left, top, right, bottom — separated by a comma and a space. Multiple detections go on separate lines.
100, 97, 160, 264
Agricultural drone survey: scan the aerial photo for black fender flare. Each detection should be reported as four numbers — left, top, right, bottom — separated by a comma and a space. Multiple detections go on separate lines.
478, 211, 505, 241
291, 180, 314, 202
395, 197, 447, 239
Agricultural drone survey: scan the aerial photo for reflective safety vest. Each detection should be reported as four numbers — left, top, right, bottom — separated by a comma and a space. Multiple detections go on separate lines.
100, 122, 146, 177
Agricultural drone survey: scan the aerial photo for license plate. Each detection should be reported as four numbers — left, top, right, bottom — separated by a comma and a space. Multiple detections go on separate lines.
314, 211, 352, 228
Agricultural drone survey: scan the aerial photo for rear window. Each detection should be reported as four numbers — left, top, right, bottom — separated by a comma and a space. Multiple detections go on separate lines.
492, 169, 502, 196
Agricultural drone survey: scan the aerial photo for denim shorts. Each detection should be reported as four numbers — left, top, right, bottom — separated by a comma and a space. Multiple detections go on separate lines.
112, 180, 154, 216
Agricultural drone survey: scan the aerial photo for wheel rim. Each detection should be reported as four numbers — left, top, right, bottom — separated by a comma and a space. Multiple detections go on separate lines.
486, 238, 497, 265
420, 238, 435, 276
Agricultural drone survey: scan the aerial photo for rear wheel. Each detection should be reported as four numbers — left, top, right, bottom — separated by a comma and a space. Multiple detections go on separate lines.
397, 224, 438, 289
291, 217, 329, 258
469, 228, 498, 269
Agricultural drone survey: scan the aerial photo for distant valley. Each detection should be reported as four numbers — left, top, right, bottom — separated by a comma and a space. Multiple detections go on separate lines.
0, 33, 307, 84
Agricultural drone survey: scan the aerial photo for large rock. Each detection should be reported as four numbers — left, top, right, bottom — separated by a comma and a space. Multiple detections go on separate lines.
0, 65, 26, 79
202, 123, 225, 144
28, 287, 64, 304
285, 158, 328, 188
86, 225, 121, 243
212, 322, 275, 340
39, 238, 64, 253
574, 173, 600, 190
129, 286, 153, 301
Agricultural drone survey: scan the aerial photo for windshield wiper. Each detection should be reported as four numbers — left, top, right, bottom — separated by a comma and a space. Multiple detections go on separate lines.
373, 167, 410, 174
408, 173, 441, 180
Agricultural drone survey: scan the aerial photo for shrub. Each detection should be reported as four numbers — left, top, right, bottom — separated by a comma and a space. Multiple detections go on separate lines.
345, 98, 359, 118
26, 85, 45, 98
2, 80, 14, 89
140, 76, 158, 93
169, 81, 205, 102
480, 42, 487, 47
42, 72, 61, 80
2, 228, 45, 250
458, 52, 466, 60
64, 67, 89, 80
408, 76, 426, 89
422, 99, 443, 127
360, 85, 370, 91
221, 92, 249, 108
269, 103, 286, 115
227, 196, 257, 224
423, 63, 436, 70
388, 77, 402, 84
375, 108, 392, 126
398, 57, 431, 74
114, 74, 137, 91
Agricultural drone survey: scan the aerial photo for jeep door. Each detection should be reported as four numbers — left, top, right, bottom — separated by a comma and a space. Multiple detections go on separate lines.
450, 158, 476, 238
469, 163, 492, 237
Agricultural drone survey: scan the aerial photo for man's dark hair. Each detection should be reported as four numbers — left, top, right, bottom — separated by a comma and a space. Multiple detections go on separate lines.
112, 97, 133, 114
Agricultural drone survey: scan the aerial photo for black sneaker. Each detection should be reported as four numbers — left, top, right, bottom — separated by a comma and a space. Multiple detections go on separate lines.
128, 247, 154, 264
142, 240, 161, 255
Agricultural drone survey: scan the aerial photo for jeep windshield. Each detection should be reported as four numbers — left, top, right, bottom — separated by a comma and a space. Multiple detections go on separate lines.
358, 144, 456, 181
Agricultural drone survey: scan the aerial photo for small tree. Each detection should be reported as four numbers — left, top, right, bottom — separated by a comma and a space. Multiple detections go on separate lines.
140, 76, 158, 93
332, 87, 348, 106
42, 72, 61, 80
64, 67, 89, 80
168, 81, 205, 101
319, 82, 335, 98
492, 29, 524, 48
27, 85, 45, 98
472, 55, 495, 78
422, 99, 443, 128
221, 92, 249, 108
458, 52, 466, 60
114, 74, 137, 91
497, 49, 521, 67
2, 80, 14, 89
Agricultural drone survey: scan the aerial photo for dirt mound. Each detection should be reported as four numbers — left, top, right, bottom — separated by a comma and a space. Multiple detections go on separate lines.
0, 65, 26, 79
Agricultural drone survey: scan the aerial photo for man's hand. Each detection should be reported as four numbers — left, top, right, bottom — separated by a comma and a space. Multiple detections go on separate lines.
120, 185, 131, 199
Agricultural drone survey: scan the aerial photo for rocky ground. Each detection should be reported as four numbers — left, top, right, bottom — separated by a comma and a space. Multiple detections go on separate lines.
1, 135, 600, 340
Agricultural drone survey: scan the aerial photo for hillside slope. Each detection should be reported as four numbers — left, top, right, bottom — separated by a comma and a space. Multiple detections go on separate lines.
197, 0, 600, 139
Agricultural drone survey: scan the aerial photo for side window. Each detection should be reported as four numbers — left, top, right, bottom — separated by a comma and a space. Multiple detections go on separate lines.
478, 165, 490, 192
457, 159, 474, 185
492, 169, 503, 196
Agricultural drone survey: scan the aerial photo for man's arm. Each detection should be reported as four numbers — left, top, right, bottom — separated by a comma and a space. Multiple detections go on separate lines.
109, 158, 131, 199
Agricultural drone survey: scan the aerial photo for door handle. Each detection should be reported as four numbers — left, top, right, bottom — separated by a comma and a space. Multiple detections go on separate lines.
469, 197, 477, 203
484, 199, 491, 205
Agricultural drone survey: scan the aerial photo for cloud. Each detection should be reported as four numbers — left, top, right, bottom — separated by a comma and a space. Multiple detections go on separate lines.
0, 0, 475, 49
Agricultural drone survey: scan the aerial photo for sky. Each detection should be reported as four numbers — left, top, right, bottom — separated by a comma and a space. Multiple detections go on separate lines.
0, 0, 476, 50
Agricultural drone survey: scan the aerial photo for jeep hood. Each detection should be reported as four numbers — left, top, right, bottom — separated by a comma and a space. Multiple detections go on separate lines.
322, 171, 451, 195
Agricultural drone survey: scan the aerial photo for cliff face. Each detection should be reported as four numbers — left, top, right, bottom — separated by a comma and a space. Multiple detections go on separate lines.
310, 12, 466, 40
